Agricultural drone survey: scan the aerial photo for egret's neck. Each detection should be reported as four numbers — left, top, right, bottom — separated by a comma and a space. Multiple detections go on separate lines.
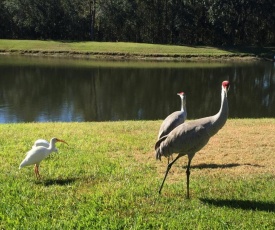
48, 140, 56, 151
209, 89, 228, 136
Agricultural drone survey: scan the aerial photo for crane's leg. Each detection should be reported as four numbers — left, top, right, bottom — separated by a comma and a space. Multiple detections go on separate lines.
186, 158, 192, 199
167, 155, 174, 164
159, 155, 181, 194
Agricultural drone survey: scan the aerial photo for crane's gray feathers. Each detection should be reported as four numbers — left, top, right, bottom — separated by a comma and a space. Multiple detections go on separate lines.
155, 135, 168, 160
158, 111, 186, 139
155, 135, 168, 151
156, 146, 162, 161
157, 92, 187, 139
156, 92, 187, 163
157, 121, 212, 161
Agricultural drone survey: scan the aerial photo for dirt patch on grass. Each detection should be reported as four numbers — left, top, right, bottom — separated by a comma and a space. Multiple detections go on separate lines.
0, 50, 264, 62
143, 119, 275, 181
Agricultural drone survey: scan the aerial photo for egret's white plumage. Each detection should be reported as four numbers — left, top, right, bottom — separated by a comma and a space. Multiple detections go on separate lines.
19, 137, 68, 179
32, 139, 58, 152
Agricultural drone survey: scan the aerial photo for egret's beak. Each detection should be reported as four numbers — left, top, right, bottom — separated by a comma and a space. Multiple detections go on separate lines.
57, 139, 69, 145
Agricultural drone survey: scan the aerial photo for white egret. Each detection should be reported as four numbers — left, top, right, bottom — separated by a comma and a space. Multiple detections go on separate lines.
19, 137, 68, 179
32, 139, 58, 152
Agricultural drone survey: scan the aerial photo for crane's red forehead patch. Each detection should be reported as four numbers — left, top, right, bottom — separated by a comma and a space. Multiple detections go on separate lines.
178, 92, 185, 95
222, 81, 230, 87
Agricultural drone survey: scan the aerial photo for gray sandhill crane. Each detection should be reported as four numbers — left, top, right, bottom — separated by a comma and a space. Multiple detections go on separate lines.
19, 137, 68, 179
155, 81, 230, 198
157, 92, 187, 163
157, 92, 187, 139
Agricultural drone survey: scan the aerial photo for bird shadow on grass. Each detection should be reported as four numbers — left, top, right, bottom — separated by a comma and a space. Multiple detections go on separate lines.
200, 198, 275, 212
187, 163, 263, 170
35, 178, 77, 186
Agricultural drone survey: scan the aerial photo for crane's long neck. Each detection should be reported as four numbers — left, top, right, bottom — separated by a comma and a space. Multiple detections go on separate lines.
208, 87, 228, 136
180, 97, 186, 112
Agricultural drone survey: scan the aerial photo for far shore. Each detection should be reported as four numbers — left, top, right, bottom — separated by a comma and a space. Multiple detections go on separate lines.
0, 50, 266, 62
0, 39, 274, 61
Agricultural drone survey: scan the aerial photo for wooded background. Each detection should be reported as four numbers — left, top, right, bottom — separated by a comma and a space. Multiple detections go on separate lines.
1, 0, 274, 46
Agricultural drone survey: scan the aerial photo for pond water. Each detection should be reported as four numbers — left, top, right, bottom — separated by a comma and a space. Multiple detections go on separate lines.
0, 56, 274, 123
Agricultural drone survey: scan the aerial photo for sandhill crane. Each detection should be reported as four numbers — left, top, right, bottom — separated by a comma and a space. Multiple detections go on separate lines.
155, 81, 230, 198
157, 92, 187, 163
19, 137, 68, 179
158, 92, 187, 139
32, 139, 58, 152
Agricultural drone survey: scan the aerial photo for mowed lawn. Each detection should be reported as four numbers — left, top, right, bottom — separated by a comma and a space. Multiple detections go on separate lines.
0, 39, 237, 55
1, 39, 274, 59
0, 119, 275, 229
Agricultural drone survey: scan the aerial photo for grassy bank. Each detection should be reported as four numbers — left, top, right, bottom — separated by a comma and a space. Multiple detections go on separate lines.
0, 119, 275, 229
0, 39, 274, 60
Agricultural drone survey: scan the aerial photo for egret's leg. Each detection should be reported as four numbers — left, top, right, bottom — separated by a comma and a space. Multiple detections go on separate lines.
34, 164, 41, 179
34, 165, 37, 178
159, 155, 181, 194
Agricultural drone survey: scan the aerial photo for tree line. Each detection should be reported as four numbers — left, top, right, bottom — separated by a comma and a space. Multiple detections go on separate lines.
1, 0, 275, 46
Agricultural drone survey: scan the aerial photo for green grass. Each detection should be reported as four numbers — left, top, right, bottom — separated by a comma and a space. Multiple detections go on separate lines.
0, 39, 274, 60
0, 120, 275, 229
0, 39, 233, 54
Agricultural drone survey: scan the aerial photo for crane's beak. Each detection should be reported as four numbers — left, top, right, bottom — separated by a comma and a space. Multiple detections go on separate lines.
56, 139, 69, 145
225, 85, 230, 97
222, 81, 230, 97
226, 84, 230, 92
222, 81, 230, 92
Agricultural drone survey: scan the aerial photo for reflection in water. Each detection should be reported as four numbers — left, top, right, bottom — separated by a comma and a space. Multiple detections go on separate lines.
0, 56, 274, 123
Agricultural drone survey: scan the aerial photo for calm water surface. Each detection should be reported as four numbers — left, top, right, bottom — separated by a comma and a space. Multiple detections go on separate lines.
0, 56, 274, 123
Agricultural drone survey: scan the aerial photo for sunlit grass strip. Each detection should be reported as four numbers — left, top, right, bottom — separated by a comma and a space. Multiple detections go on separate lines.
0, 119, 274, 229
0, 39, 264, 58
